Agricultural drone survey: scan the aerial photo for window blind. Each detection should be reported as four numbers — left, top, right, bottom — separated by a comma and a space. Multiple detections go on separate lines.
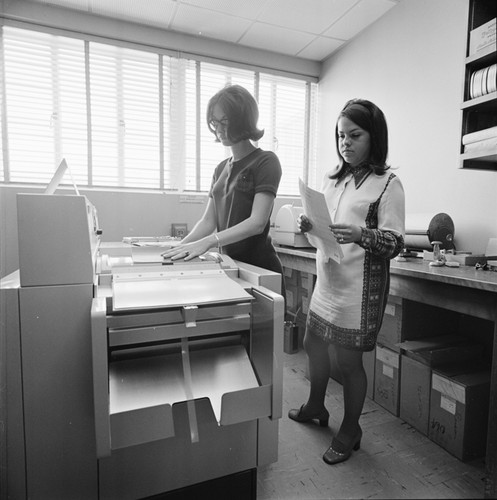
89, 42, 160, 189
0, 32, 5, 182
258, 74, 316, 196
1, 26, 317, 196
2, 27, 87, 185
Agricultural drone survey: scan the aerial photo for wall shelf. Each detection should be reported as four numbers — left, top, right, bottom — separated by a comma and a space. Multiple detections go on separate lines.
460, 0, 497, 171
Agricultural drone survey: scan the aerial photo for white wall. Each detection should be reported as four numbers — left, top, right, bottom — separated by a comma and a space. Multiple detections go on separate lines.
317, 0, 497, 254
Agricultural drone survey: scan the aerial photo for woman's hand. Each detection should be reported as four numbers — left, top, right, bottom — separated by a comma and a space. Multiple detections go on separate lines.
161, 236, 214, 261
329, 223, 361, 245
297, 213, 313, 233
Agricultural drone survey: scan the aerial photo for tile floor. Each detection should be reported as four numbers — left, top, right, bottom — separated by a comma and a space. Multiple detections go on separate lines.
256, 349, 486, 499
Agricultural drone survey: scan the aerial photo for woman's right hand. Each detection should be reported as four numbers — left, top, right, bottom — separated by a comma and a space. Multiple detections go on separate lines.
297, 213, 312, 233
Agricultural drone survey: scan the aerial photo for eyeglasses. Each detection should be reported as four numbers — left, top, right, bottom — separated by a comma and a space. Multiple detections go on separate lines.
209, 117, 229, 129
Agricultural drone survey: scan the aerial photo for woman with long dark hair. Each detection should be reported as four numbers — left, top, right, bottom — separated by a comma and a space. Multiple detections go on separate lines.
289, 98, 405, 465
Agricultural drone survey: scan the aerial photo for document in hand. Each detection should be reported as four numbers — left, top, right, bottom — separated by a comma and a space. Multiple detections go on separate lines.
299, 179, 343, 264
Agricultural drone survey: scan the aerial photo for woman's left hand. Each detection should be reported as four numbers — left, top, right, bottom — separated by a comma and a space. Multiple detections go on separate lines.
329, 223, 361, 245
161, 239, 212, 261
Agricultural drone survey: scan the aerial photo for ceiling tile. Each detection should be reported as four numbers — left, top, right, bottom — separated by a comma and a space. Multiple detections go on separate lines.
297, 36, 345, 61
172, 4, 252, 43
24, 0, 89, 11
239, 22, 315, 56
257, 0, 358, 34
323, 0, 396, 40
28, 0, 177, 27
91, 0, 176, 28
181, 0, 270, 20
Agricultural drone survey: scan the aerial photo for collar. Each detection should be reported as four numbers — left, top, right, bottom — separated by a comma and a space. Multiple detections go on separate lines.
336, 164, 371, 189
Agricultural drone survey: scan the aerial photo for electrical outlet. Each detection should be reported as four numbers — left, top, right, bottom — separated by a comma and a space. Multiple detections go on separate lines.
171, 223, 188, 238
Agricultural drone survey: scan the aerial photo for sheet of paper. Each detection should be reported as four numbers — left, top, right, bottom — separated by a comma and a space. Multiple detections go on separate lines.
299, 178, 343, 263
112, 269, 253, 310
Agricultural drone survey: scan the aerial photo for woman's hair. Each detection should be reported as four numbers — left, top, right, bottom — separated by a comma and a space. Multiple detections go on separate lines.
332, 98, 389, 178
206, 84, 264, 143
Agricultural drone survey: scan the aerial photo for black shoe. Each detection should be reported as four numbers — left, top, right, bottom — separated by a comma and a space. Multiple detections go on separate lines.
323, 428, 362, 465
288, 404, 329, 427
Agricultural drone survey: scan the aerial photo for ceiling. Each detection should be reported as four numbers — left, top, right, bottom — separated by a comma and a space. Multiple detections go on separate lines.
24, 0, 400, 61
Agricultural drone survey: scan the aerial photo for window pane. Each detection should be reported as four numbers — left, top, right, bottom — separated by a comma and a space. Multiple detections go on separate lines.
259, 75, 308, 196
307, 83, 319, 190
1, 27, 316, 194
89, 42, 160, 189
163, 56, 188, 191
183, 60, 198, 191
2, 27, 87, 185
0, 30, 4, 183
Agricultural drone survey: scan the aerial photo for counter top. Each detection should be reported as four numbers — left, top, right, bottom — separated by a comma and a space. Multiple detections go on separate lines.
275, 245, 497, 294
390, 258, 497, 294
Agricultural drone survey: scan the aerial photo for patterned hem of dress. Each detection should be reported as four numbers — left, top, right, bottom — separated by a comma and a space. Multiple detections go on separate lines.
307, 309, 376, 352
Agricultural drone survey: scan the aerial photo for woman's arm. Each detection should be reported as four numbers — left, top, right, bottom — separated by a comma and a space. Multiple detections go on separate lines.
214, 191, 274, 246
330, 175, 405, 259
357, 228, 405, 259
356, 176, 405, 259
180, 198, 217, 244
161, 198, 217, 259
163, 192, 275, 261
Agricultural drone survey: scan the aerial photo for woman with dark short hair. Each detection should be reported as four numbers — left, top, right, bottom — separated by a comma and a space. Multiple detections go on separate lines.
163, 85, 285, 290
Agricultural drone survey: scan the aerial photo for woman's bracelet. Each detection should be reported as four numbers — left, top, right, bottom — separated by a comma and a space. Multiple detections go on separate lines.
214, 232, 221, 248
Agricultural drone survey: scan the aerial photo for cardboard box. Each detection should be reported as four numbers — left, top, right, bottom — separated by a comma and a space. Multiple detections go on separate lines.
429, 369, 490, 461
400, 357, 464, 436
283, 267, 300, 287
283, 269, 314, 316
299, 272, 315, 315
377, 297, 403, 352
374, 345, 400, 416
400, 356, 431, 434
398, 337, 484, 435
397, 336, 483, 365
469, 17, 496, 56
381, 301, 462, 351
300, 272, 315, 295
285, 284, 299, 314
301, 295, 310, 315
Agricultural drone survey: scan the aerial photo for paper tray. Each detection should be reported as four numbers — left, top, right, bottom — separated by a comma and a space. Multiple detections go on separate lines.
112, 268, 253, 310
108, 345, 272, 449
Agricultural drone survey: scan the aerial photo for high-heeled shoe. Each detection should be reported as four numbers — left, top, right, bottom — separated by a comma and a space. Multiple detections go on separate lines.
322, 428, 362, 465
288, 404, 329, 427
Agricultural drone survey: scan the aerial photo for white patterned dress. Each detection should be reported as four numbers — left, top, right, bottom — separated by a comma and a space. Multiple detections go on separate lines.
308, 166, 405, 351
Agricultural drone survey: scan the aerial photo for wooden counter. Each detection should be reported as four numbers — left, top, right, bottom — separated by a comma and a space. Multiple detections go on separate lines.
276, 245, 497, 499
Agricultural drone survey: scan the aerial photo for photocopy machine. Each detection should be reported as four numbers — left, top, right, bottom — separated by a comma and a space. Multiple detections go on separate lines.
1, 192, 284, 499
